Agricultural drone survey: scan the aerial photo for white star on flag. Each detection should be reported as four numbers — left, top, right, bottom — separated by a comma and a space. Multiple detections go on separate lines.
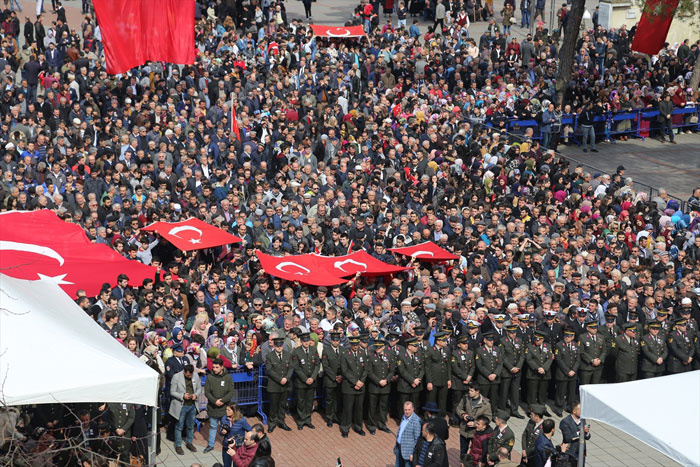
36, 273, 74, 286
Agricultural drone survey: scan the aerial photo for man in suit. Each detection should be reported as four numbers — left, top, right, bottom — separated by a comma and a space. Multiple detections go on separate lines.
321, 329, 343, 427
340, 335, 368, 437
291, 326, 320, 430
395, 401, 421, 467
264, 334, 293, 432
169, 365, 202, 455
560, 402, 591, 464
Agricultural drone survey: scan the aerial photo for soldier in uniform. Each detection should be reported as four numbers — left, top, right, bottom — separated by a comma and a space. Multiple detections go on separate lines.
291, 327, 320, 430
516, 314, 534, 345
340, 336, 368, 437
499, 324, 525, 419
640, 320, 667, 379
366, 339, 394, 434
538, 310, 563, 346
450, 335, 476, 426
466, 321, 483, 350
679, 305, 697, 341
475, 331, 503, 410
107, 402, 135, 464
599, 313, 619, 383
321, 330, 344, 427
265, 335, 293, 432
486, 409, 516, 463
425, 331, 452, 417
397, 336, 424, 411
655, 309, 672, 342
520, 404, 545, 466
553, 329, 580, 416
525, 330, 553, 413
579, 321, 606, 385
386, 329, 403, 419
614, 322, 640, 382
667, 318, 695, 374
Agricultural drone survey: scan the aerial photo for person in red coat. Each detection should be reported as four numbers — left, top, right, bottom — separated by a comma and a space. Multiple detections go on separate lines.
469, 415, 494, 465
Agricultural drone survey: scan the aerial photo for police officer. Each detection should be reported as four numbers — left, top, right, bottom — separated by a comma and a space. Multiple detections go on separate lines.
553, 329, 580, 416
450, 335, 476, 426
520, 404, 545, 466
340, 335, 368, 437
640, 320, 667, 378
499, 324, 525, 419
108, 402, 135, 464
265, 334, 293, 432
425, 331, 452, 417
667, 318, 695, 374
397, 336, 424, 410
615, 322, 640, 382
579, 321, 606, 384
321, 330, 343, 427
366, 339, 395, 434
475, 331, 503, 409
525, 330, 552, 413
291, 327, 320, 430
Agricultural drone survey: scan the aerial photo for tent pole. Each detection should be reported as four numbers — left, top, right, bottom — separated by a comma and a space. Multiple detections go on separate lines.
578, 418, 585, 467
150, 405, 157, 465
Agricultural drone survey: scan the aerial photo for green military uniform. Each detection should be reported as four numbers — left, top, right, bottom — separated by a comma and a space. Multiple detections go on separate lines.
397, 337, 424, 410
340, 337, 368, 436
450, 338, 475, 424
499, 327, 525, 416
366, 340, 395, 433
265, 340, 294, 430
385, 333, 404, 419
487, 410, 516, 462
425, 332, 452, 417
525, 331, 553, 409
640, 322, 667, 378
666, 319, 695, 374
553, 330, 580, 413
108, 402, 135, 463
655, 310, 672, 342
579, 323, 607, 384
321, 335, 343, 426
475, 332, 503, 409
614, 323, 640, 382
599, 316, 619, 383
521, 405, 545, 463
291, 335, 321, 428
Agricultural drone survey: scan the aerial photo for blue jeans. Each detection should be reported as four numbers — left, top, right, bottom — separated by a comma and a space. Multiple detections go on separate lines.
222, 446, 233, 467
521, 10, 530, 27
208, 416, 221, 448
542, 131, 551, 149
9, 0, 22, 10
394, 443, 411, 467
582, 125, 596, 150
174, 405, 196, 447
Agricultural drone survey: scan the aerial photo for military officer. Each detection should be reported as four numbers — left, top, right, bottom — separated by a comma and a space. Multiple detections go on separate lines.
475, 331, 503, 409
450, 335, 476, 426
385, 329, 403, 419
599, 313, 619, 383
487, 409, 516, 463
579, 321, 606, 385
366, 339, 394, 434
640, 320, 667, 378
553, 329, 580, 416
520, 404, 545, 466
108, 402, 135, 464
321, 330, 344, 427
652, 309, 672, 341
466, 321, 483, 350
538, 310, 563, 346
359, 331, 371, 358
265, 334, 293, 431
492, 314, 507, 345
291, 327, 321, 430
667, 318, 695, 374
525, 330, 553, 413
615, 322, 640, 382
425, 331, 452, 417
340, 336, 368, 437
517, 314, 534, 345
397, 336, 424, 410
499, 324, 525, 419
678, 305, 697, 341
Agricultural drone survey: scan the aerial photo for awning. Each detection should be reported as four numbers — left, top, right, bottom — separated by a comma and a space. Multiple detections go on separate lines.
310, 24, 366, 38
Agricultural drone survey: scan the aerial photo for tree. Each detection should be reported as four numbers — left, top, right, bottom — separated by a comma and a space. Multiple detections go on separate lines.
555, 0, 586, 105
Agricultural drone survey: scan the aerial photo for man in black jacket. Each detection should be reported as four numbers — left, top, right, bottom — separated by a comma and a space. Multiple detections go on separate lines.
657, 93, 676, 144
579, 100, 600, 153
412, 421, 448, 467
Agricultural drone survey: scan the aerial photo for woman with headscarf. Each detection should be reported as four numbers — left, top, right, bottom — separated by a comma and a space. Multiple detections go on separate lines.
221, 335, 242, 368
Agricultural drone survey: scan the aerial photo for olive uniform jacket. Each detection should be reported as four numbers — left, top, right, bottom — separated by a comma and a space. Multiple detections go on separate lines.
521, 419, 544, 458
554, 341, 580, 380
451, 348, 476, 390
614, 335, 640, 375
455, 394, 492, 439
500, 336, 525, 378
367, 350, 396, 394
640, 333, 667, 374
667, 329, 694, 373
340, 348, 368, 394
487, 425, 516, 461
475, 344, 503, 383
291, 345, 321, 388
108, 403, 135, 436
579, 332, 607, 371
265, 349, 293, 393
397, 349, 424, 393
525, 343, 554, 380
425, 345, 452, 386
321, 344, 343, 387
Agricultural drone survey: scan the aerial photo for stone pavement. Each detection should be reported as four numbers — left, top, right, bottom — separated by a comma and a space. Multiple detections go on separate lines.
156, 408, 680, 466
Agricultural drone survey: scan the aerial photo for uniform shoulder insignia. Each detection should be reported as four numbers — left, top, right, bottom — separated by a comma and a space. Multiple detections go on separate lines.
640, 341, 645, 346
397, 359, 401, 365
611, 341, 616, 348
668, 338, 673, 342
508, 439, 515, 447
475, 354, 479, 359
554, 349, 559, 355
451, 357, 455, 363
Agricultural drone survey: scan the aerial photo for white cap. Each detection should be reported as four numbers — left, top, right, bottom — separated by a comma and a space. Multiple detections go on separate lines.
681, 297, 692, 306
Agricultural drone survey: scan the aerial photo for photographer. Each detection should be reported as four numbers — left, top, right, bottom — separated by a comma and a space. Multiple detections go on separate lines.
220, 403, 252, 467
534, 419, 569, 467
455, 382, 493, 458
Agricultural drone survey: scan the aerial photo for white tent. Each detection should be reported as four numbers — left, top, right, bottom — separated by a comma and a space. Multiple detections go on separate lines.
580, 371, 700, 466
0, 275, 159, 407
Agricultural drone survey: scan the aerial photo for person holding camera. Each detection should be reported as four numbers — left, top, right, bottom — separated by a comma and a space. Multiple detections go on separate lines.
169, 364, 202, 455
534, 419, 569, 467
455, 382, 493, 458
220, 403, 252, 467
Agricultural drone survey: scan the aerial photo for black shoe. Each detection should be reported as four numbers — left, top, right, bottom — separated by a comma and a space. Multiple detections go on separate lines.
355, 429, 366, 436
185, 443, 197, 452
342, 432, 349, 438
306, 423, 316, 429
378, 426, 392, 433
544, 410, 552, 417
511, 410, 525, 419
297, 424, 304, 431
268, 425, 276, 433
583, 149, 588, 152
280, 424, 292, 431
369, 429, 376, 435
553, 408, 563, 417
175, 446, 185, 455
659, 138, 666, 143
326, 420, 334, 427
591, 148, 599, 152
670, 140, 677, 144
203, 445, 214, 453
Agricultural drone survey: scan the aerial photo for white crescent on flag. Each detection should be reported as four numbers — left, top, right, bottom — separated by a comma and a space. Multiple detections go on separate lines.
0, 240, 65, 266
276, 262, 311, 275
325, 27, 351, 37
410, 250, 435, 258
333, 258, 367, 273
169, 225, 204, 244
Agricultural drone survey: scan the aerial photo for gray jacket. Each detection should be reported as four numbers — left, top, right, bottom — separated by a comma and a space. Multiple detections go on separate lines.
169, 370, 203, 419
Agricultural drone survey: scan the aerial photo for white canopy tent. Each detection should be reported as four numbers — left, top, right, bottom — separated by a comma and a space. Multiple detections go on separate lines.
0, 274, 159, 407
580, 371, 700, 466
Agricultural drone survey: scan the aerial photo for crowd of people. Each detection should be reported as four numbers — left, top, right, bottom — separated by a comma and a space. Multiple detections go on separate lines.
1, 0, 700, 465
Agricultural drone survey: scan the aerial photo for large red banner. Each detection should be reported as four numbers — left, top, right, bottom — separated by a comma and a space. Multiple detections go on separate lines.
631, 0, 679, 55
388, 241, 459, 262
310, 25, 367, 38
141, 218, 242, 252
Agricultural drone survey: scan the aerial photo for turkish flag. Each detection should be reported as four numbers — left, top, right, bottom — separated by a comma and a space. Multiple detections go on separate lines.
141, 218, 242, 252
631, 0, 679, 55
310, 25, 366, 38
0, 210, 157, 298
388, 241, 459, 262
231, 99, 241, 141
256, 251, 348, 286
313, 250, 411, 277
93, 0, 195, 74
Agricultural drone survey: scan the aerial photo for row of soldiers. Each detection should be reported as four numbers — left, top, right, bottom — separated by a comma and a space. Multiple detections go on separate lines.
261, 310, 697, 438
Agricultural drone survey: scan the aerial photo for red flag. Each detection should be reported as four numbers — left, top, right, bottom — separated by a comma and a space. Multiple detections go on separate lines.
313, 251, 411, 277
93, 0, 195, 74
0, 211, 157, 297
255, 251, 348, 286
141, 218, 242, 252
388, 241, 459, 262
231, 100, 241, 141
631, 0, 679, 55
